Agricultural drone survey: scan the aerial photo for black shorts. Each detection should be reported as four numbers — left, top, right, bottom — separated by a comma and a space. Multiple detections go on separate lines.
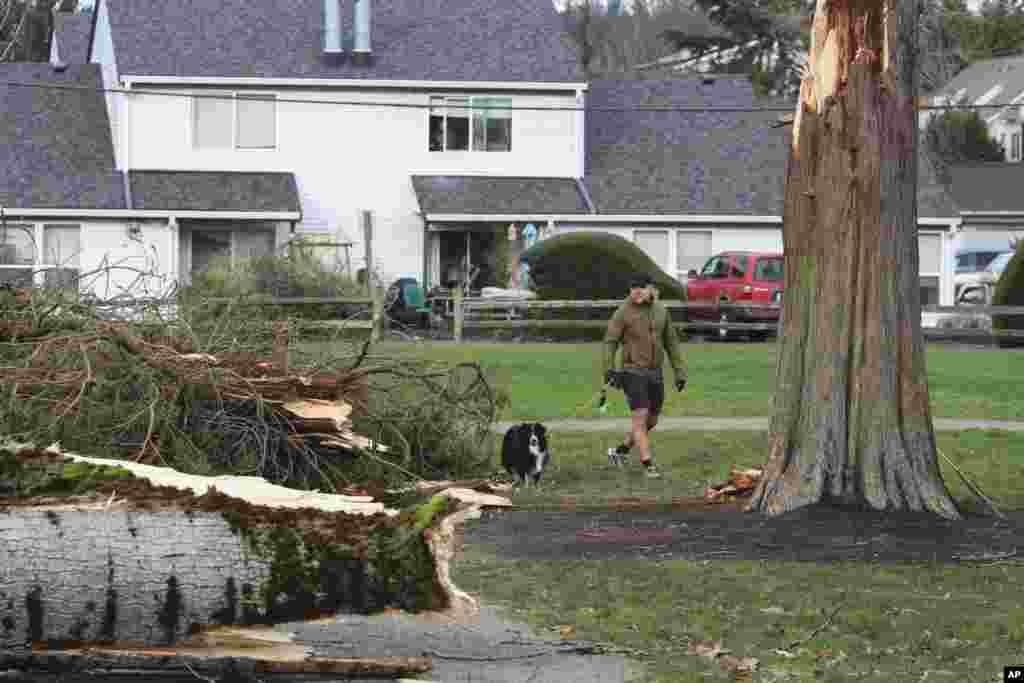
619, 369, 665, 415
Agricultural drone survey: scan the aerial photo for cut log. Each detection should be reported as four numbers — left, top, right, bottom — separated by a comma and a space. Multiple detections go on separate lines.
0, 445, 482, 649
0, 649, 432, 678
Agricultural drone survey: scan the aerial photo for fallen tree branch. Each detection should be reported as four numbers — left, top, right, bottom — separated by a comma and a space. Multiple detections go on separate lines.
788, 601, 845, 650
936, 448, 1006, 520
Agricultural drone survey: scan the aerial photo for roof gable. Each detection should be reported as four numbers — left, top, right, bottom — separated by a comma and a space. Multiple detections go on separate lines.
0, 63, 125, 210
584, 75, 958, 217
584, 76, 791, 214
103, 0, 582, 83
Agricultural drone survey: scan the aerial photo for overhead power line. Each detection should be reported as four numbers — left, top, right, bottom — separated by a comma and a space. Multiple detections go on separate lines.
1, 77, 1022, 114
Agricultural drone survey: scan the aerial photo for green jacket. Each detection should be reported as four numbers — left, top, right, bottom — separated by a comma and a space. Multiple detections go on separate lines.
603, 298, 686, 382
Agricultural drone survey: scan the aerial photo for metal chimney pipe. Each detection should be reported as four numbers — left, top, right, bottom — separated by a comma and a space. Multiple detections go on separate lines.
323, 0, 342, 53
353, 0, 372, 65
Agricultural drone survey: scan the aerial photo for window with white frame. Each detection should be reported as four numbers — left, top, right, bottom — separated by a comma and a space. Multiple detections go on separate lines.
194, 92, 277, 150
634, 230, 669, 274
1013, 132, 1021, 161
0, 223, 36, 286
42, 224, 82, 288
429, 96, 512, 152
0, 223, 81, 287
676, 230, 712, 278
918, 233, 942, 275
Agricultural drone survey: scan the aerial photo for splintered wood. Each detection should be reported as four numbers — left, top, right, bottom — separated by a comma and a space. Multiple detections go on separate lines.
705, 467, 764, 502
282, 398, 389, 453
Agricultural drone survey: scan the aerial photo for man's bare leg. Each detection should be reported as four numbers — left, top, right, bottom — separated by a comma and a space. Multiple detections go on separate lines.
621, 413, 657, 452
630, 408, 653, 465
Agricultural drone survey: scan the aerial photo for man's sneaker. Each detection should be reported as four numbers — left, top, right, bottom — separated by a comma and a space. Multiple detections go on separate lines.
642, 461, 662, 478
607, 447, 630, 467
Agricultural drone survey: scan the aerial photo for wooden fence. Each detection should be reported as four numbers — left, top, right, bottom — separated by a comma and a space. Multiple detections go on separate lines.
451, 294, 1024, 343
96, 290, 1024, 344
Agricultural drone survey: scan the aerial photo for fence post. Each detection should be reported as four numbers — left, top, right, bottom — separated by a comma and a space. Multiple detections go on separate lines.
272, 320, 289, 374
454, 284, 464, 343
371, 284, 383, 343
362, 210, 373, 296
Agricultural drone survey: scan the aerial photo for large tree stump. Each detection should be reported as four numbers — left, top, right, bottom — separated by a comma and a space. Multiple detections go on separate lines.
746, 0, 960, 519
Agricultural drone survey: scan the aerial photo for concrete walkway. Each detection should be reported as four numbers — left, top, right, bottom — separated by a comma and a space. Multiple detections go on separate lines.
493, 417, 1024, 433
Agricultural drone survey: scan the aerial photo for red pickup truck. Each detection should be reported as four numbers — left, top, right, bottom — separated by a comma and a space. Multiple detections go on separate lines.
684, 251, 784, 340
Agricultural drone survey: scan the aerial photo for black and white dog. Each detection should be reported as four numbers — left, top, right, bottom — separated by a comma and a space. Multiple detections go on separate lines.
501, 422, 550, 487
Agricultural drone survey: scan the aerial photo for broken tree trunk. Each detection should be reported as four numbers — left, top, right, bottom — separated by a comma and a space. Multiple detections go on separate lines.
746, 0, 960, 519
0, 447, 478, 651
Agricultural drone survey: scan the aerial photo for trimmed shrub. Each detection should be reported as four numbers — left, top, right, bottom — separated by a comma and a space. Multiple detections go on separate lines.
520, 232, 687, 301
993, 241, 1024, 348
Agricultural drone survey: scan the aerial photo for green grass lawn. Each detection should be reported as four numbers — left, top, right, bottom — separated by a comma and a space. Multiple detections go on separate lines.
301, 339, 1024, 422
450, 429, 1024, 682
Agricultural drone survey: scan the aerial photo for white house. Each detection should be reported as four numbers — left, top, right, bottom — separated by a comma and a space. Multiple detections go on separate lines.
3, 0, 960, 306
921, 54, 1024, 162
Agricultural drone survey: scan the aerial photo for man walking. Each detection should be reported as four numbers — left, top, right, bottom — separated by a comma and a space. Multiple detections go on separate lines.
602, 274, 687, 478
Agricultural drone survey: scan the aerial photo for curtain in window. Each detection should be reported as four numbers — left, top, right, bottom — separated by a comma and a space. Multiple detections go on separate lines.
634, 230, 669, 273
194, 93, 233, 149
43, 224, 81, 289
676, 230, 712, 275
0, 224, 35, 265
918, 234, 942, 275
237, 95, 276, 149
472, 97, 512, 151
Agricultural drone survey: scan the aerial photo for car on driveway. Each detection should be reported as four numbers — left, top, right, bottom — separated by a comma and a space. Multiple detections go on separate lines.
684, 251, 784, 340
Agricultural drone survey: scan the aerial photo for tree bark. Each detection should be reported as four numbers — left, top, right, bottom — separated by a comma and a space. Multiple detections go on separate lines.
746, 0, 960, 519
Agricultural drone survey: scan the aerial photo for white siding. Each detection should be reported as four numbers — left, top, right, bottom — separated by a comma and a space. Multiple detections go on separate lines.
121, 88, 580, 283
79, 221, 176, 299
711, 228, 783, 254
89, 0, 122, 169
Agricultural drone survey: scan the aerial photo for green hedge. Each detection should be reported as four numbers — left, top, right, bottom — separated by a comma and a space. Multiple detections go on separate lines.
993, 241, 1024, 348
520, 232, 687, 301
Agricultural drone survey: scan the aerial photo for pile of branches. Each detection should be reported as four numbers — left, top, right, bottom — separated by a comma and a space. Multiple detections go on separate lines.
0, 281, 499, 491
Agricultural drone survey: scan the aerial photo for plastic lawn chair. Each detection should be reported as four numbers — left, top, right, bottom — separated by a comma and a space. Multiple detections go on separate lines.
401, 282, 434, 327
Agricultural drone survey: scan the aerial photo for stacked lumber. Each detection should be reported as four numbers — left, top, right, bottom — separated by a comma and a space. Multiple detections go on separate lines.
704, 467, 763, 502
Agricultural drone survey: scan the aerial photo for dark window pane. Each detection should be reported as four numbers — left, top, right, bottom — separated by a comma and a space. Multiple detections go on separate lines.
429, 114, 444, 151
485, 117, 511, 151
754, 257, 784, 281
730, 256, 747, 278
446, 115, 469, 150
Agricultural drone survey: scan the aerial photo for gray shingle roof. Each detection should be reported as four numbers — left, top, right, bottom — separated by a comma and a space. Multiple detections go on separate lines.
411, 176, 591, 214
946, 162, 1024, 213
933, 55, 1024, 109
584, 75, 958, 217
583, 76, 791, 214
102, 0, 582, 83
0, 63, 125, 210
53, 11, 94, 65
129, 171, 301, 213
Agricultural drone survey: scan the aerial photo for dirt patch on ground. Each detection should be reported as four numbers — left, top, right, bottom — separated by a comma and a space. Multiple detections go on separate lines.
0, 449, 412, 557
554, 495, 746, 514
464, 504, 1023, 563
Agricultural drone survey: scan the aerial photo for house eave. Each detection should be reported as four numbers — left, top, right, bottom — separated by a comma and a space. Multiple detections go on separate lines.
424, 213, 785, 224
0, 208, 301, 220
423, 213, 961, 230
121, 76, 589, 92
